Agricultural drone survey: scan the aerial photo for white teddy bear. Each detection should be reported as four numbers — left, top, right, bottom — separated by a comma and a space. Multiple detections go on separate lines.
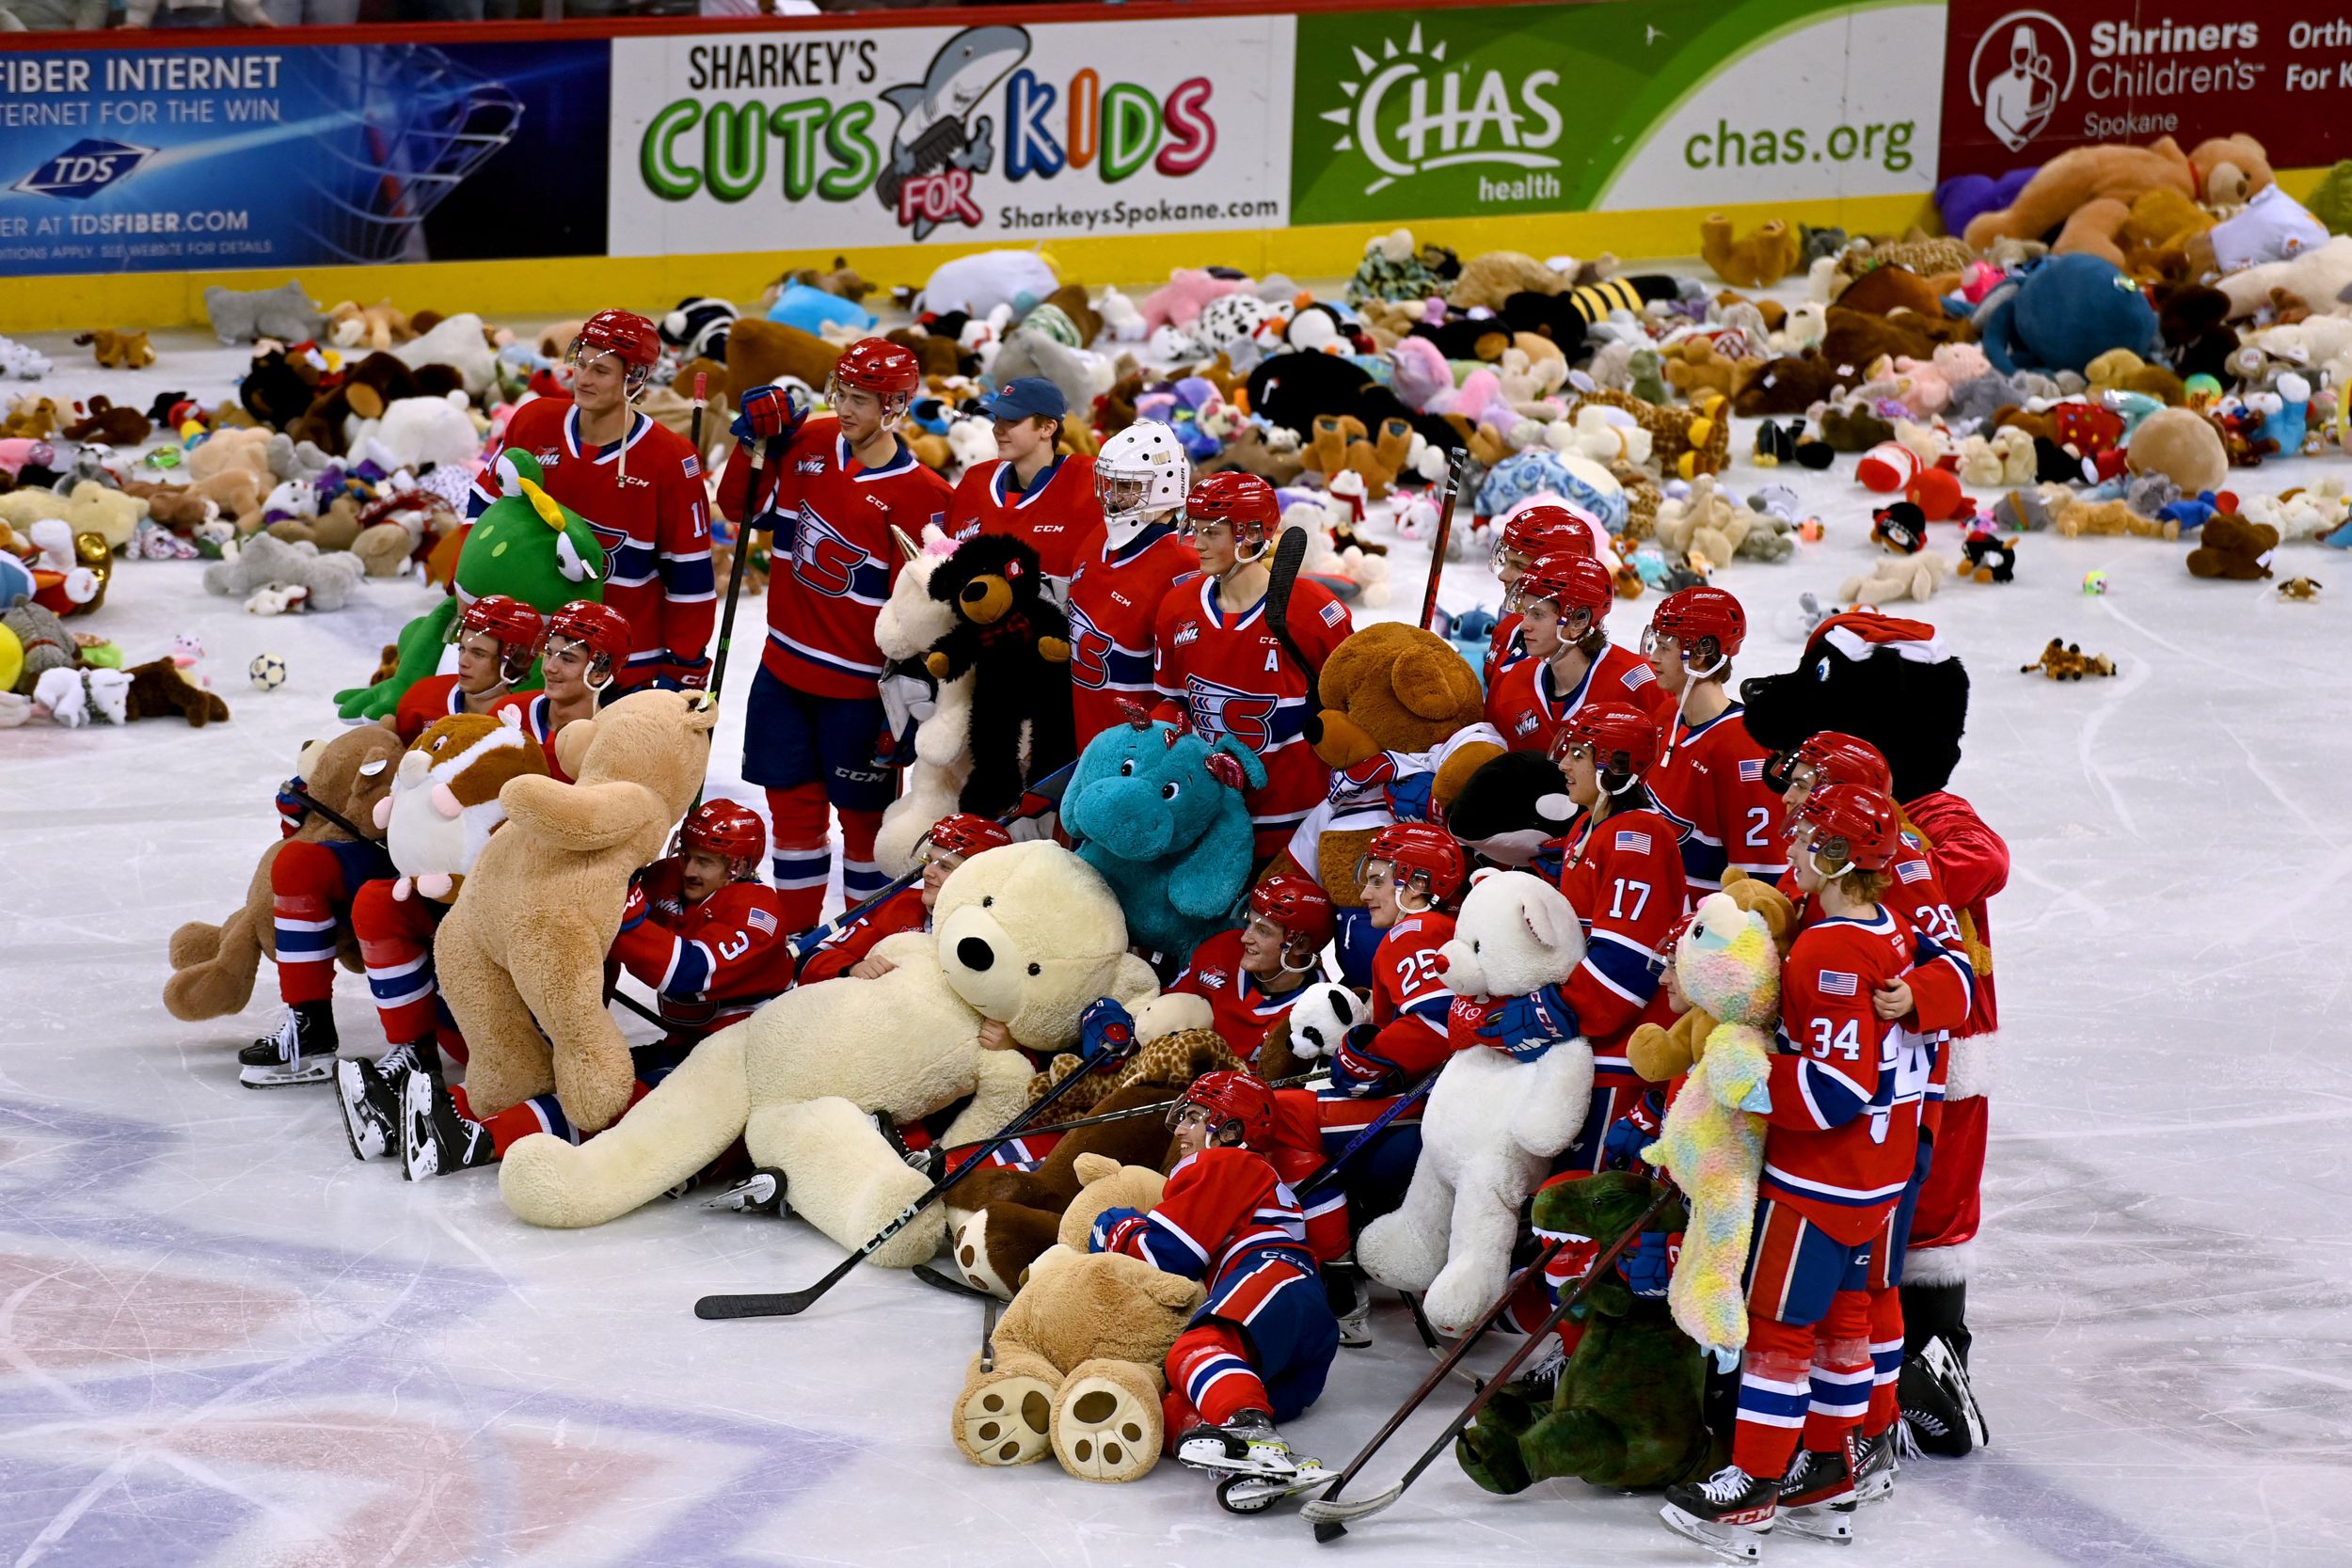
871, 525, 977, 876
1352, 870, 1597, 1335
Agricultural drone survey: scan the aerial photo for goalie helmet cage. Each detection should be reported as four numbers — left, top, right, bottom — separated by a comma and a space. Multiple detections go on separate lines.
303, 45, 523, 266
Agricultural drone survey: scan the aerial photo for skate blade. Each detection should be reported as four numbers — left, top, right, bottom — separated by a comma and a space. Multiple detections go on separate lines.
1660, 1502, 1769, 1563
1851, 1471, 1896, 1507
1779, 1503, 1856, 1543
241, 1061, 333, 1088
1212, 1465, 1332, 1513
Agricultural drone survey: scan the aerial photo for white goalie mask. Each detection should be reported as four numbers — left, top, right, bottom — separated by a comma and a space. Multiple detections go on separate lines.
1093, 420, 1190, 547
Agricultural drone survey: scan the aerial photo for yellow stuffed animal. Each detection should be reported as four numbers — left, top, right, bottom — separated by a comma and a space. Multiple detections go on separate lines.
1700, 215, 1801, 289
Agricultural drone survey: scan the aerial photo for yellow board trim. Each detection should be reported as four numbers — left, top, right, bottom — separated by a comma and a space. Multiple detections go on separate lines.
4, 176, 2333, 332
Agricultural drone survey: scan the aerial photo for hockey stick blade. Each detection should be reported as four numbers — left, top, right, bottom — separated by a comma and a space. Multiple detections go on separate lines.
914, 1263, 991, 1299
1300, 1480, 1404, 1527
695, 1288, 822, 1320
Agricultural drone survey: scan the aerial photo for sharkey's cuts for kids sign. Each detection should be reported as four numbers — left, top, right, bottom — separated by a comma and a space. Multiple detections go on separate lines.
606, 17, 1295, 258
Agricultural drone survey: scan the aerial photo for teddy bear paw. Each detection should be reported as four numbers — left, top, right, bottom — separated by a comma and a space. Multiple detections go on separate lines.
960, 1374, 1056, 1466
1037, 636, 1072, 663
1053, 1371, 1159, 1482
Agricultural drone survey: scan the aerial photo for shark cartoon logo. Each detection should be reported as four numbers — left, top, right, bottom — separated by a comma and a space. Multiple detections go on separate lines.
875, 25, 1031, 241
1184, 673, 1278, 752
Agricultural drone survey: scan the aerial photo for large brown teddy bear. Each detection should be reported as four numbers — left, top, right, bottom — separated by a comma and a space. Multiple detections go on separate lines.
1963, 135, 2274, 269
946, 1027, 1244, 1297
725, 318, 844, 408
952, 1155, 1203, 1483
163, 724, 404, 1022
2186, 514, 2281, 581
436, 689, 718, 1133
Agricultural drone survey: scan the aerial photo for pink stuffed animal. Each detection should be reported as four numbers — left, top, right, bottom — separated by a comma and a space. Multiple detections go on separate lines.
0, 437, 56, 478
1931, 341, 1992, 386
1891, 356, 1952, 416
1391, 336, 1454, 411
1141, 268, 1244, 332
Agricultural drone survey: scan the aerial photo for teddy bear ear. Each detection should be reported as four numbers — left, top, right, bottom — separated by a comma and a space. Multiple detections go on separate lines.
1391, 643, 1475, 721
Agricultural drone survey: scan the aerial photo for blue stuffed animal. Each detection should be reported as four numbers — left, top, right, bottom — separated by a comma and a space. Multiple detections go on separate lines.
1974, 254, 2157, 378
1062, 717, 1266, 958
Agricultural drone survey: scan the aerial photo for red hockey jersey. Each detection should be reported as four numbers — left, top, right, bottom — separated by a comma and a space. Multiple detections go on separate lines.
1170, 927, 1315, 1059
1365, 911, 1458, 1077
1484, 611, 1526, 688
1649, 704, 1788, 895
1067, 528, 1200, 753
1486, 642, 1673, 756
949, 453, 1102, 581
610, 857, 798, 1038
795, 885, 929, 987
1152, 572, 1354, 855
1901, 791, 2006, 1038
471, 398, 715, 690
1096, 1145, 1325, 1287
1761, 911, 1920, 1244
485, 690, 575, 783
392, 673, 469, 744
720, 417, 953, 700
1553, 805, 1688, 1065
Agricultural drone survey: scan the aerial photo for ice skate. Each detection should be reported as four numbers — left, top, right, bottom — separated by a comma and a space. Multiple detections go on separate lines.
702, 1166, 788, 1216
1327, 1261, 1373, 1349
1848, 1428, 1898, 1505
1661, 1464, 1778, 1561
1900, 1336, 1986, 1457
1776, 1437, 1858, 1542
1177, 1411, 1332, 1513
400, 1068, 494, 1180
239, 1003, 337, 1088
334, 1054, 403, 1161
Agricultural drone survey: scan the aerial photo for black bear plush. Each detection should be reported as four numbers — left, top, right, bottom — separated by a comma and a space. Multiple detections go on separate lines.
921, 533, 1078, 817
1740, 610, 1972, 803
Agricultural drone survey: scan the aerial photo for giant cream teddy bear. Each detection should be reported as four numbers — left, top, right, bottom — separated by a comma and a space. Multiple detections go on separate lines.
1349, 870, 1595, 1335
501, 841, 1161, 1266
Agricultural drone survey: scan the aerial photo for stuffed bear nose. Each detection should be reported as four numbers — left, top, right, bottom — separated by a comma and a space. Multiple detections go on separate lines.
957, 937, 994, 972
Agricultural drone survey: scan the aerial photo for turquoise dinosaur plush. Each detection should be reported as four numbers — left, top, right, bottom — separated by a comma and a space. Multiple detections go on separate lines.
1061, 717, 1265, 959
333, 449, 607, 721
1454, 1170, 1709, 1494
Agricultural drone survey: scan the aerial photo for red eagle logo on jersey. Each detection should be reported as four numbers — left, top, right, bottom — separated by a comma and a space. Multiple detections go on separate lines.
1185, 674, 1278, 752
789, 507, 869, 598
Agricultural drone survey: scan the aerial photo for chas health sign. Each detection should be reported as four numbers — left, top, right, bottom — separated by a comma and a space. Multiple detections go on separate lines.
607, 17, 1295, 256
0, 42, 606, 277
1288, 0, 1946, 226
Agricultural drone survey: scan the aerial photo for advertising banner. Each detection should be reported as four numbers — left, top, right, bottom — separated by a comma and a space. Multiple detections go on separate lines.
607, 16, 1295, 258
1940, 4, 2337, 181
0, 41, 608, 277
1287, 0, 1945, 227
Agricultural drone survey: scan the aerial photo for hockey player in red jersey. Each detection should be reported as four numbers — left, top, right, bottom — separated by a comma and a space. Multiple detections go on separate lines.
385, 801, 795, 1180
238, 791, 397, 1089
488, 599, 627, 783
1152, 472, 1352, 859
1661, 783, 1924, 1558
796, 812, 1013, 986
1645, 586, 1788, 895
1170, 874, 1335, 1058
1089, 1070, 1341, 1492
1067, 421, 1200, 753
949, 377, 1101, 591
391, 594, 547, 743
467, 310, 715, 692
1486, 550, 1672, 756
720, 341, 954, 928
1484, 503, 1599, 687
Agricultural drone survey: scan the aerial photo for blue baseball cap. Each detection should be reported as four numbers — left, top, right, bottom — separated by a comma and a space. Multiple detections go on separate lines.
985, 376, 1067, 421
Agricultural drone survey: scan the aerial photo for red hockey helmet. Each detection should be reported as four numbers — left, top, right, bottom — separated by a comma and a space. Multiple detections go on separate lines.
1506, 550, 1614, 620
572, 309, 660, 397
459, 594, 547, 657
1186, 471, 1281, 549
1788, 731, 1892, 796
1496, 503, 1598, 568
1552, 700, 1662, 780
832, 337, 924, 417
1249, 874, 1337, 951
1645, 584, 1747, 662
680, 800, 767, 875
1169, 1069, 1277, 1149
1359, 822, 1469, 909
922, 812, 1014, 863
1793, 781, 1900, 872
546, 599, 632, 686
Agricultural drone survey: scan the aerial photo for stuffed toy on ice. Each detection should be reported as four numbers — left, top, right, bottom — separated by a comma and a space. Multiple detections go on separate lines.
376, 709, 548, 904
923, 533, 1077, 818
872, 525, 977, 875
1062, 717, 1265, 960
1355, 871, 1595, 1335
1454, 1170, 1706, 1493
1974, 255, 2158, 378
437, 690, 718, 1134
500, 841, 1161, 1266
953, 1155, 1202, 1483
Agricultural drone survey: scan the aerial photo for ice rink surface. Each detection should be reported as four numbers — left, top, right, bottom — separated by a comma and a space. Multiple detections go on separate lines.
4, 318, 2350, 1568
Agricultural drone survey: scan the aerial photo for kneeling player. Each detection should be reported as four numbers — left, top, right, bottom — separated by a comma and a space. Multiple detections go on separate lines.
796, 812, 1015, 985
392, 594, 547, 742
1169, 875, 1335, 1059
490, 600, 630, 780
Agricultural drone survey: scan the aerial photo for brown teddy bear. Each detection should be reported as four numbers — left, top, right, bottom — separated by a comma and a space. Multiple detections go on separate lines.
724, 317, 844, 409
436, 689, 719, 1132
1626, 872, 1795, 1082
1963, 135, 2275, 267
1447, 250, 1568, 311
1307, 413, 1412, 499
1729, 352, 1854, 418
2186, 514, 2281, 580
75, 328, 155, 370
2116, 187, 2216, 281
1661, 338, 1751, 401
63, 396, 153, 446
125, 658, 231, 725
1699, 215, 1801, 289
1830, 266, 1947, 320
163, 724, 402, 1022
951, 1154, 1204, 1483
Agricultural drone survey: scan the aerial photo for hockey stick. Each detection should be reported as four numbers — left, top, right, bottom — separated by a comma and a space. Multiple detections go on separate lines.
786, 756, 1079, 961
1303, 1183, 1675, 1539
986, 1069, 1325, 1143
1285, 1070, 1437, 1204
1417, 448, 1471, 634
692, 1037, 1129, 1321
706, 406, 765, 705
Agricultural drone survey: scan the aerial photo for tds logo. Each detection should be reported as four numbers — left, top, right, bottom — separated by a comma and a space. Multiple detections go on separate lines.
1969, 11, 2075, 151
13, 137, 155, 199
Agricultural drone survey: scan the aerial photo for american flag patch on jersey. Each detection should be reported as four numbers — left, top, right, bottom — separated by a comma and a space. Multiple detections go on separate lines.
1622, 665, 1655, 688
1897, 861, 1930, 884
1739, 758, 1765, 781
1615, 829, 1652, 853
747, 909, 777, 934
1320, 601, 1345, 627
682, 454, 701, 478
1819, 970, 1858, 996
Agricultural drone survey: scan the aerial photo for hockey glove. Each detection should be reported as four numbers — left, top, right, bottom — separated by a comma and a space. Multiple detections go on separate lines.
619, 879, 651, 930
1327, 1026, 1406, 1098
1620, 1228, 1680, 1299
664, 654, 710, 692
1601, 1092, 1665, 1172
1077, 997, 1136, 1062
1532, 835, 1570, 883
1479, 984, 1579, 1059
731, 383, 807, 445
1089, 1205, 1147, 1254
1384, 768, 1438, 826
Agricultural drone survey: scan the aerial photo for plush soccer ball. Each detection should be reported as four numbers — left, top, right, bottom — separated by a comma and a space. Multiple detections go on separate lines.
2081, 570, 2108, 596
248, 652, 288, 689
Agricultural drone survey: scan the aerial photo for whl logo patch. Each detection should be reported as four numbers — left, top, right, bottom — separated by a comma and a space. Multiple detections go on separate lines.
13, 138, 156, 200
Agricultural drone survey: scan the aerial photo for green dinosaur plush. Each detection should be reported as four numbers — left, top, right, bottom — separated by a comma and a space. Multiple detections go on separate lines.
1454, 1171, 1708, 1495
333, 450, 607, 721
